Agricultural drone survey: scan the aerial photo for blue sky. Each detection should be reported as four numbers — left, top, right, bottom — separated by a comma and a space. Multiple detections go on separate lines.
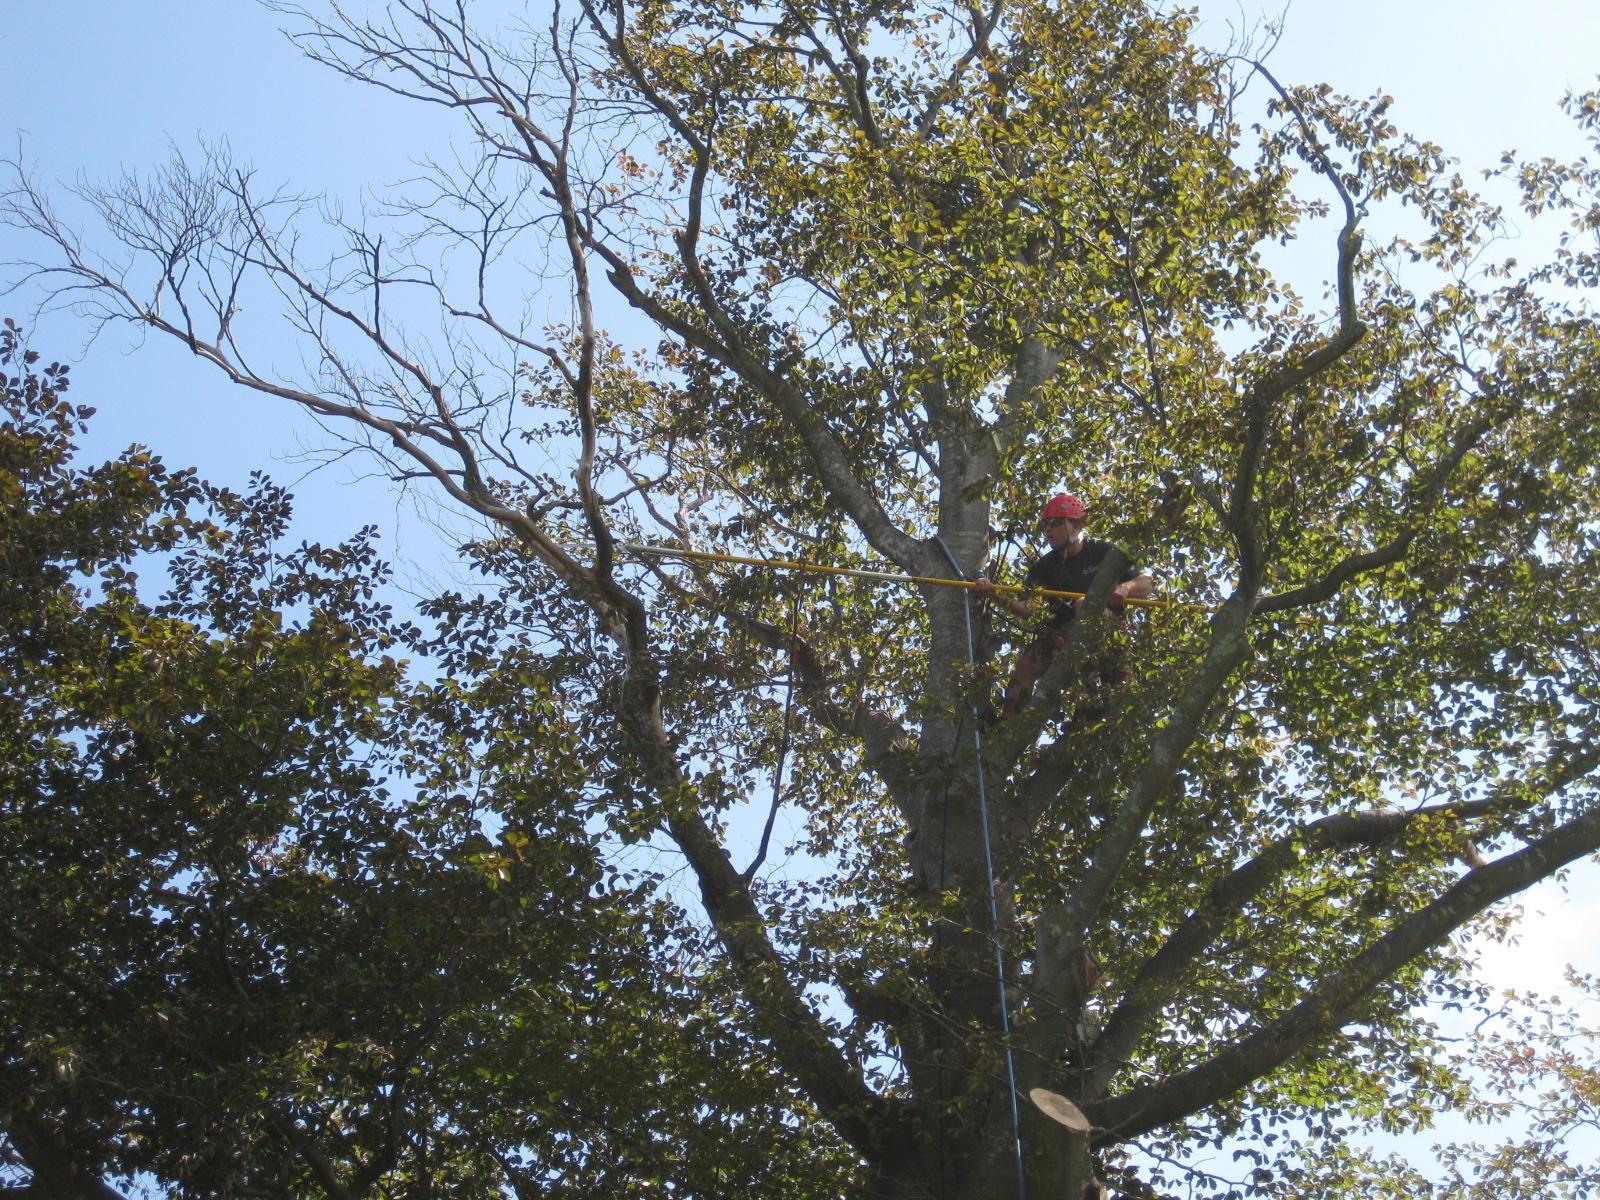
7, 0, 1597, 491
5, 0, 1600, 1172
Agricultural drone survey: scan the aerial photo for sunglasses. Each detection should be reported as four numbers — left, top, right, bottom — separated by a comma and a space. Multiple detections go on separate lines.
1042, 517, 1078, 528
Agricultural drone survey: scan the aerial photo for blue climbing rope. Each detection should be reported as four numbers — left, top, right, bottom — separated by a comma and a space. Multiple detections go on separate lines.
933, 536, 1026, 1200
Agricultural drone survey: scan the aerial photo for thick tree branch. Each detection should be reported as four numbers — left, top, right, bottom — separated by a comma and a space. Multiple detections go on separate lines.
1084, 791, 1554, 1093
590, 238, 924, 569
0, 1097, 129, 1200
792, 10, 884, 149
995, 336, 1063, 464
913, 0, 1006, 140
577, 6, 924, 574
1083, 796, 1600, 1142
1024, 589, 1257, 1068
551, 248, 913, 1179
658, 795, 913, 1158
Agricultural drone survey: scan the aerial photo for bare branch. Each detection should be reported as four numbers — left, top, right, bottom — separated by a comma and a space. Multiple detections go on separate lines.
1227, 63, 1368, 583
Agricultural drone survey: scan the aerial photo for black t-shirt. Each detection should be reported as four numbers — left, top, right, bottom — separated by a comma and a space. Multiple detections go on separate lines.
1022, 538, 1139, 629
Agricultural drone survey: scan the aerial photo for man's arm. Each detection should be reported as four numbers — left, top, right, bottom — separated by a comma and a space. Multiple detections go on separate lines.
973, 574, 1037, 618
1110, 572, 1155, 608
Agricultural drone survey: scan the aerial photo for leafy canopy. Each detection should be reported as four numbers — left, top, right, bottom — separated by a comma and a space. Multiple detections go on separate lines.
5, 1, 1600, 1196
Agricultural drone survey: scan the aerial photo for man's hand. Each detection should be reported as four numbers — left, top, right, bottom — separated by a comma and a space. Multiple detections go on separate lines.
1112, 574, 1156, 609
975, 576, 1030, 618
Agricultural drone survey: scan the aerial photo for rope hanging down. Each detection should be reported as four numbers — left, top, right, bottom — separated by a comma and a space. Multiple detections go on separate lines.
932, 534, 1028, 1200
631, 536, 1035, 1192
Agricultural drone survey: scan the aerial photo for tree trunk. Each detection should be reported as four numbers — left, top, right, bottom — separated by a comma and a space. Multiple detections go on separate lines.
868, 1107, 1100, 1200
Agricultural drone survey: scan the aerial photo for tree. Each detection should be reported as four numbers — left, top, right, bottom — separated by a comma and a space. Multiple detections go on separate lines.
0, 323, 848, 1197
5, 1, 1600, 1196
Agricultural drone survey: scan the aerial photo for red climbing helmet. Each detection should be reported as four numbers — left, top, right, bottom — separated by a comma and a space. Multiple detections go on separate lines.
1040, 493, 1087, 523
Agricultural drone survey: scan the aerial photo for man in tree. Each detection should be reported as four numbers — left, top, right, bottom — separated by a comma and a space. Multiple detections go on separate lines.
9, 1, 1600, 1196
976, 492, 1154, 715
